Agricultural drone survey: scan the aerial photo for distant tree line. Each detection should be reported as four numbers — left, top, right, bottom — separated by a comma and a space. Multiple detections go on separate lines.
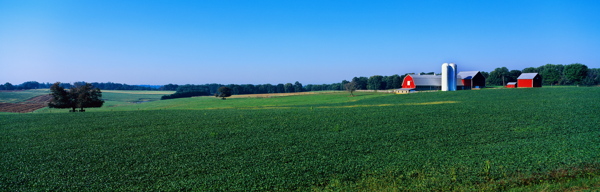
0, 81, 156, 91
3, 63, 597, 93
486, 63, 599, 86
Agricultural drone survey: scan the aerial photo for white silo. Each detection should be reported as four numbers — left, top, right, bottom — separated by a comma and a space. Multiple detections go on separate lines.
449, 63, 457, 91
441, 63, 450, 91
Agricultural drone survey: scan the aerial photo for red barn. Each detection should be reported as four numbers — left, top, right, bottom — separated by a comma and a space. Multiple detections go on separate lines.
517, 73, 542, 88
401, 74, 442, 90
457, 71, 486, 90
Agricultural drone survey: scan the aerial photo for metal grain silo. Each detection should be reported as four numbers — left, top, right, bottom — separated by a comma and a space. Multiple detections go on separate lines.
441, 63, 449, 91
449, 63, 457, 91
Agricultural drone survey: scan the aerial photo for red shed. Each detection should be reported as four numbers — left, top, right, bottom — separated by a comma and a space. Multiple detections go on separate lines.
506, 82, 517, 88
517, 73, 542, 88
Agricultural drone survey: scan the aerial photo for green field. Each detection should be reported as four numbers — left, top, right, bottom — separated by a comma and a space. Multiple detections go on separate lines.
1, 88, 599, 191
0, 89, 50, 103
33, 90, 175, 112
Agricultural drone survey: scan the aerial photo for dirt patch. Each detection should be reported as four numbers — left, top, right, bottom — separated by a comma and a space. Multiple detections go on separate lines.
0, 103, 46, 113
0, 94, 53, 113
22, 94, 53, 104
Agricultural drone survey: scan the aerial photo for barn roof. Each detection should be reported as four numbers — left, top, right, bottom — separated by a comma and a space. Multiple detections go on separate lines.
457, 71, 480, 80
410, 75, 442, 86
517, 73, 539, 79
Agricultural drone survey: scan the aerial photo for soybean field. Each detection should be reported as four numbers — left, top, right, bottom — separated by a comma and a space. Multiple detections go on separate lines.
1, 87, 599, 191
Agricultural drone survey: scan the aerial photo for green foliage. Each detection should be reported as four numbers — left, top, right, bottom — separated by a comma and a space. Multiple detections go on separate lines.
161, 85, 210, 100
538, 64, 564, 85
2, 88, 600, 191
344, 81, 357, 96
487, 67, 510, 85
48, 82, 104, 111
563, 63, 588, 85
215, 86, 232, 100
367, 75, 384, 90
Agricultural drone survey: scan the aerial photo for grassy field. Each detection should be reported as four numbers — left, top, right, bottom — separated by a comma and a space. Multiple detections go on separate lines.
1, 87, 599, 191
0, 89, 50, 103
34, 90, 174, 112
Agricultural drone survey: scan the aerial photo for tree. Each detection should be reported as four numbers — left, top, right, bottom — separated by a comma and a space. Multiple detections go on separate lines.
563, 63, 588, 85
215, 86, 232, 100
351, 77, 368, 90
508, 70, 522, 82
276, 84, 285, 93
344, 81, 357, 96
284, 83, 294, 93
3, 82, 15, 90
294, 81, 303, 92
538, 64, 563, 85
480, 71, 490, 79
522, 67, 537, 73
48, 82, 104, 112
159, 83, 179, 91
487, 67, 510, 86
367, 75, 384, 90
582, 68, 600, 86
20, 81, 40, 89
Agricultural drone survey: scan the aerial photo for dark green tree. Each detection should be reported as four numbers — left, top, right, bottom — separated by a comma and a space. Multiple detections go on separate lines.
538, 64, 563, 85
284, 83, 294, 93
294, 81, 303, 92
508, 70, 522, 82
522, 67, 537, 73
3, 82, 15, 90
215, 86, 232, 100
487, 67, 510, 86
582, 68, 600, 86
367, 75, 384, 90
21, 81, 40, 89
563, 63, 588, 85
351, 77, 368, 90
48, 82, 104, 112
480, 71, 490, 79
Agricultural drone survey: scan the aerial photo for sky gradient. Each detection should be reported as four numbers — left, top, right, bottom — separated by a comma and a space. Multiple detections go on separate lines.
1, 0, 599, 85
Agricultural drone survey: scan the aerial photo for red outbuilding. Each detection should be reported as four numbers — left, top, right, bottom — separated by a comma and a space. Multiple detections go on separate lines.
506, 82, 517, 88
457, 71, 486, 90
517, 73, 542, 88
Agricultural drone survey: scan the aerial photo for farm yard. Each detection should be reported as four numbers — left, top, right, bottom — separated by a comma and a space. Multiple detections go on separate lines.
1, 87, 600, 191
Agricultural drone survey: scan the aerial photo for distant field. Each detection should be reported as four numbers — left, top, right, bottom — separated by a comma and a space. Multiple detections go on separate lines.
0, 89, 49, 103
34, 90, 175, 112
1, 87, 599, 191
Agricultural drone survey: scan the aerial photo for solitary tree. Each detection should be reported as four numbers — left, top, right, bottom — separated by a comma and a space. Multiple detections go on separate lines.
215, 86, 232, 100
344, 81, 357, 96
48, 82, 104, 112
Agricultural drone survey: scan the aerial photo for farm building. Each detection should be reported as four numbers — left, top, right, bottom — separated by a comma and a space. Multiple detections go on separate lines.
457, 71, 486, 90
517, 73, 542, 88
401, 74, 443, 90
506, 82, 517, 88
401, 71, 486, 91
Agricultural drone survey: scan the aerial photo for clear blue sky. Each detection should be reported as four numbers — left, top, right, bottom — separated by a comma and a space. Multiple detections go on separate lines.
1, 0, 599, 85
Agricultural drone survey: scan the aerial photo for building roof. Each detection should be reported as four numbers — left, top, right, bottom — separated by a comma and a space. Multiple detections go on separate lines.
409, 75, 442, 86
507, 82, 517, 85
457, 71, 480, 80
517, 73, 539, 79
